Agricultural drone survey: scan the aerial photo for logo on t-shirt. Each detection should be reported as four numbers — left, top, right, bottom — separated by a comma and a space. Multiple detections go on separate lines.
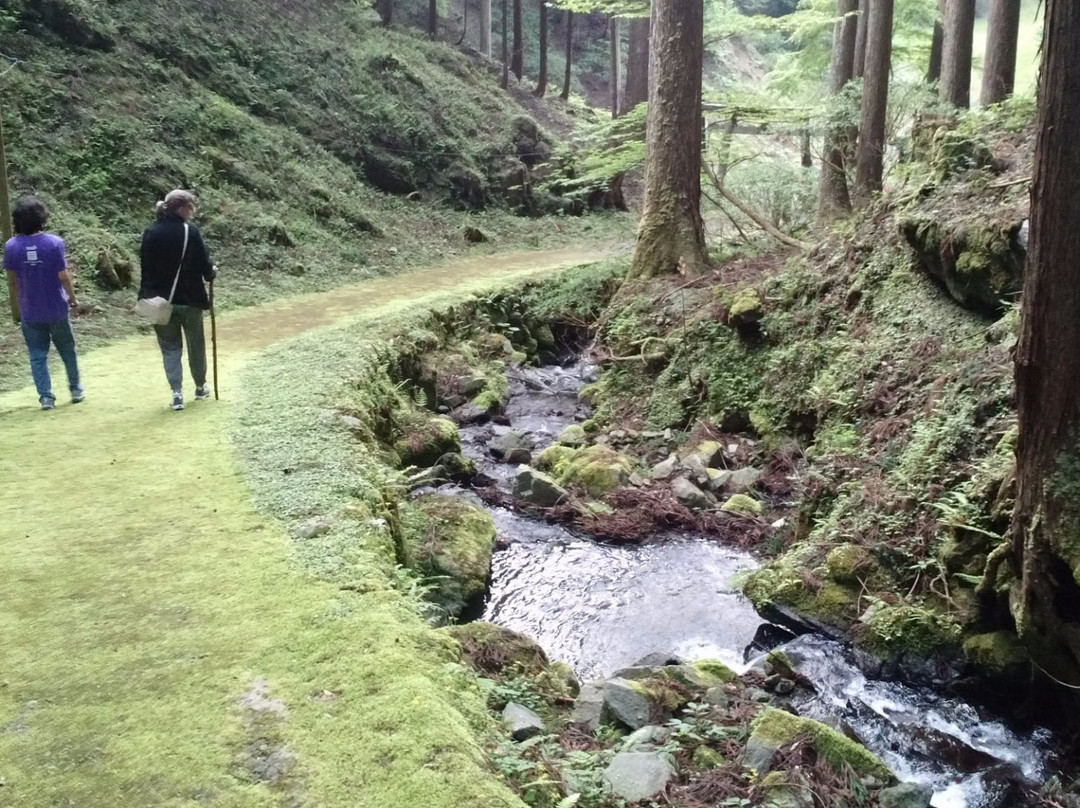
25, 246, 38, 263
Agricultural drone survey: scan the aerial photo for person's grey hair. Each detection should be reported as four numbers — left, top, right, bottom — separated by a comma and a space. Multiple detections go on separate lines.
155, 189, 197, 217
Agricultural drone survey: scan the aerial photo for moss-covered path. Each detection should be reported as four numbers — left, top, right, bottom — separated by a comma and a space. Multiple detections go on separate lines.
0, 248, 607, 807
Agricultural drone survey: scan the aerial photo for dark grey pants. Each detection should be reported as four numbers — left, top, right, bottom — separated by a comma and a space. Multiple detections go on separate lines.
153, 304, 206, 392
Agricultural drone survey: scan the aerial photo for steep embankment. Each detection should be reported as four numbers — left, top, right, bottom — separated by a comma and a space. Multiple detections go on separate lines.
0, 0, 627, 387
0, 248, 607, 807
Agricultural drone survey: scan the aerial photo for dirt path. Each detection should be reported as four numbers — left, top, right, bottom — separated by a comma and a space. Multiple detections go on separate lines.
0, 247, 610, 807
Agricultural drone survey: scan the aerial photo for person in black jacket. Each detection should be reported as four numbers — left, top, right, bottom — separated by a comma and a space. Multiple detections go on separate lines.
139, 189, 217, 411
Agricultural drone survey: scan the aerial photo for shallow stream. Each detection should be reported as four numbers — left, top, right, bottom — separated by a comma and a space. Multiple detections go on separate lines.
438, 360, 1054, 808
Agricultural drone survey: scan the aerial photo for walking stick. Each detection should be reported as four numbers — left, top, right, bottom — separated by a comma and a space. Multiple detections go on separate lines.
209, 277, 219, 400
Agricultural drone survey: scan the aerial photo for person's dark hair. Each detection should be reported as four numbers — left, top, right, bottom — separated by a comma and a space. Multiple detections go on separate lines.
12, 196, 50, 236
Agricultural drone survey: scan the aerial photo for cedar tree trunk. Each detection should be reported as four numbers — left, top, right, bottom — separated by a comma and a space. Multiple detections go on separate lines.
854, 0, 893, 205
628, 0, 707, 280
610, 16, 622, 118
501, 0, 509, 89
511, 0, 524, 80
429, 0, 438, 36
480, 0, 492, 56
535, 0, 548, 96
853, 0, 869, 77
941, 0, 976, 107
378, 0, 393, 26
981, 0, 1022, 105
624, 16, 650, 114
1010, 0, 1080, 688
561, 10, 573, 100
928, 15, 944, 83
819, 0, 859, 220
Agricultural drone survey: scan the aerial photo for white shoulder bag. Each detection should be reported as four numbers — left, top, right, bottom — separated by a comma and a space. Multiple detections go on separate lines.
135, 224, 189, 325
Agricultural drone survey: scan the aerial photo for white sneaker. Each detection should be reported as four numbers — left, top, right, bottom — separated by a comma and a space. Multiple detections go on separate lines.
194, 385, 211, 400
171, 390, 184, 411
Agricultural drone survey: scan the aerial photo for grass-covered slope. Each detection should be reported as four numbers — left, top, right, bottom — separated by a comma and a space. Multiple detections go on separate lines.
0, 0, 628, 387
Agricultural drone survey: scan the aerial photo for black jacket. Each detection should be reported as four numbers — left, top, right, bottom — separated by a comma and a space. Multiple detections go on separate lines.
138, 213, 215, 310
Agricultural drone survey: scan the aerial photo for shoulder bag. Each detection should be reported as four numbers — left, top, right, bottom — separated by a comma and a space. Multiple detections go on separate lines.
134, 223, 189, 325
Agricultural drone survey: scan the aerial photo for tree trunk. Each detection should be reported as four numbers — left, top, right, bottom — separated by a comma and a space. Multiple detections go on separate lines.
941, 0, 976, 107
480, 0, 492, 57
854, 0, 893, 205
429, 0, 438, 36
511, 0, 524, 81
628, 0, 707, 280
561, 10, 573, 100
819, 0, 859, 220
981, 0, 1022, 105
1011, 0, 1080, 690
501, 0, 509, 89
534, 0, 548, 96
378, 0, 393, 26
853, 0, 869, 77
609, 17, 622, 118
623, 17, 650, 114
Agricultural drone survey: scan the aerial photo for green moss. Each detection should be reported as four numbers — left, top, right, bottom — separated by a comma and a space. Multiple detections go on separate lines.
825, 544, 873, 583
721, 494, 763, 516
690, 659, 738, 684
447, 622, 549, 677
750, 708, 895, 782
962, 631, 1030, 680
728, 287, 764, 325
857, 604, 962, 661
394, 414, 461, 468
811, 583, 860, 624
534, 444, 577, 476
692, 746, 725, 770
556, 445, 633, 496
556, 424, 587, 447
405, 494, 497, 619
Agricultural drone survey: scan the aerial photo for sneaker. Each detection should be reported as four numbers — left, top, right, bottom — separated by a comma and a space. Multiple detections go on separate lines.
171, 390, 184, 411
71, 388, 85, 404
194, 385, 211, 400
40, 396, 55, 411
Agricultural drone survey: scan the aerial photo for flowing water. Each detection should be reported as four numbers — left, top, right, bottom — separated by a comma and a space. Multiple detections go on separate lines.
437, 359, 1056, 808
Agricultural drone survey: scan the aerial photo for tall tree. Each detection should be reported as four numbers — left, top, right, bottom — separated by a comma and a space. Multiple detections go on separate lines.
623, 16, 650, 113
1010, 0, 1080, 689
429, 0, 438, 35
501, 0, 510, 89
941, 0, 976, 107
481, 0, 493, 56
928, 0, 944, 83
981, 0, 1022, 105
378, 0, 393, 26
628, 0, 707, 279
609, 16, 622, 117
854, 0, 893, 204
535, 0, 550, 96
561, 10, 574, 100
853, 0, 869, 77
512, 0, 525, 80
819, 0, 859, 220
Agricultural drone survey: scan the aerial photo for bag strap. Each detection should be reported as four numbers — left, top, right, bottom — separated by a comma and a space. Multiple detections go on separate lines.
167, 224, 190, 304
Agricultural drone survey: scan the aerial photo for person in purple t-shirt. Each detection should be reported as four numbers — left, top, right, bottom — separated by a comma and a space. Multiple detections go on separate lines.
4, 196, 83, 410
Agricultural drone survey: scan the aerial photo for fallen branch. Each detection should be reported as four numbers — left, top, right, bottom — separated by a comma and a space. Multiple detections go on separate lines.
714, 183, 811, 250
988, 176, 1031, 189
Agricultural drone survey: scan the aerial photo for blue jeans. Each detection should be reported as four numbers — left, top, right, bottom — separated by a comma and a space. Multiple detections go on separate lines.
21, 319, 82, 401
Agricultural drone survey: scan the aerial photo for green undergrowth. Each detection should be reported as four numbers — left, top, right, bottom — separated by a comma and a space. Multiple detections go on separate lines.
0, 0, 633, 390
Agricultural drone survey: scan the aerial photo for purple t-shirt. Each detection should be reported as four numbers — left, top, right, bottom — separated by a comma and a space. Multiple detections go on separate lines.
3, 233, 69, 322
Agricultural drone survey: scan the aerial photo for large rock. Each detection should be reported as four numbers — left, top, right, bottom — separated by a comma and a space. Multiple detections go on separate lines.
729, 287, 765, 328
490, 430, 534, 461
394, 415, 461, 468
557, 445, 633, 496
513, 466, 569, 507
556, 424, 587, 447
502, 702, 545, 741
406, 495, 495, 618
721, 493, 763, 516
602, 678, 652, 730
602, 751, 675, 802
878, 783, 934, 808
672, 477, 715, 510
570, 682, 604, 729
747, 708, 896, 782
727, 467, 764, 493
651, 454, 679, 480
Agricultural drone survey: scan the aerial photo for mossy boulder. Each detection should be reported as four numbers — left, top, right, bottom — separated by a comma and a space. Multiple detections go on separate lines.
721, 493, 763, 516
407, 494, 496, 618
825, 544, 875, 584
743, 551, 862, 632
748, 707, 896, 782
535, 444, 576, 476
557, 445, 633, 496
475, 332, 513, 359
556, 424, 587, 447
394, 414, 461, 468
857, 604, 962, 662
729, 287, 765, 328
447, 622, 549, 676
962, 630, 1030, 683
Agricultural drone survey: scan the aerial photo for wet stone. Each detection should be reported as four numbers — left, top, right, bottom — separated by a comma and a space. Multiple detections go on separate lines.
878, 783, 934, 808
727, 467, 764, 493
602, 678, 652, 730
503, 702, 545, 741
512, 466, 569, 507
603, 751, 675, 802
672, 477, 715, 510
570, 682, 604, 729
